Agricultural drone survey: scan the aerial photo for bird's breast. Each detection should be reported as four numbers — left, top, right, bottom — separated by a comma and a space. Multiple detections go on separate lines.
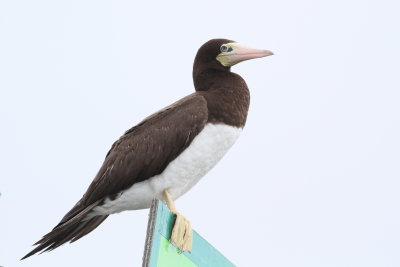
151, 123, 242, 199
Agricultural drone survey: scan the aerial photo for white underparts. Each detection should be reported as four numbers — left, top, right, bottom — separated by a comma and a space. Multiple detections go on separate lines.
91, 123, 242, 216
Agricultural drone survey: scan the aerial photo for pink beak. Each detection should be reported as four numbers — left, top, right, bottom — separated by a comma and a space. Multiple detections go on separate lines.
217, 43, 274, 66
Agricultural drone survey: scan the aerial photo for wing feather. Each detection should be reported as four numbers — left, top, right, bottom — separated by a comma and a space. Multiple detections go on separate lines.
22, 93, 208, 259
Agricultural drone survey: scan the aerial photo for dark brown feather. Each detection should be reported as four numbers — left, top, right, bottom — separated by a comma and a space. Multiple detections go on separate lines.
21, 200, 103, 260
22, 94, 208, 259
82, 93, 208, 205
193, 39, 250, 128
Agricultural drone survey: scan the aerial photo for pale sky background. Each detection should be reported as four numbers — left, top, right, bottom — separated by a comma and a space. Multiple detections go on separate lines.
1, 0, 400, 266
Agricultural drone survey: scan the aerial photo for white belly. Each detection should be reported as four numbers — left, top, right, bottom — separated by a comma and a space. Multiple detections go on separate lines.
91, 123, 242, 216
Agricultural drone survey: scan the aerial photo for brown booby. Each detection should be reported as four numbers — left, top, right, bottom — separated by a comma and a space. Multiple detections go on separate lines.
21, 38, 273, 259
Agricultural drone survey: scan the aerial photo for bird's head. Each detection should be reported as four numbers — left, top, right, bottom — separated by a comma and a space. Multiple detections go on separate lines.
193, 38, 273, 71
193, 39, 273, 90
193, 39, 273, 91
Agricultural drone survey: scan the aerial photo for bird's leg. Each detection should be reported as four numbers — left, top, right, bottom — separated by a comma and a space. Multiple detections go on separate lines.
162, 189, 193, 252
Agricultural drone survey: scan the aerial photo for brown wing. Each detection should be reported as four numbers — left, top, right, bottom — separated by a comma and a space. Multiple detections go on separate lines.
21, 93, 208, 259
80, 93, 208, 205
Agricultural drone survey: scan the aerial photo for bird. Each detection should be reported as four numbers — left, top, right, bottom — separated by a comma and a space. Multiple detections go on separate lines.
21, 38, 273, 260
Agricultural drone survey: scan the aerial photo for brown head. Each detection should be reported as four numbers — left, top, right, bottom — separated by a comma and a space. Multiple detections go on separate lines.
193, 38, 273, 91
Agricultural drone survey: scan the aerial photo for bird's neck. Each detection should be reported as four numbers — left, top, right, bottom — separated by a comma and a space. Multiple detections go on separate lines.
193, 69, 237, 91
194, 69, 250, 128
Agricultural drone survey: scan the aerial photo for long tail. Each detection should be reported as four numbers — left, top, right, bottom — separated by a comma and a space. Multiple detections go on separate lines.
21, 200, 108, 260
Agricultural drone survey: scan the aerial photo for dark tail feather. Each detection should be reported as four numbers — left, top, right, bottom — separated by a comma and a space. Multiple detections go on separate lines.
71, 215, 108, 242
21, 200, 107, 260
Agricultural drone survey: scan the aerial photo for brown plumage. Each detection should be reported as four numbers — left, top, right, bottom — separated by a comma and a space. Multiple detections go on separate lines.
21, 94, 209, 259
21, 38, 261, 260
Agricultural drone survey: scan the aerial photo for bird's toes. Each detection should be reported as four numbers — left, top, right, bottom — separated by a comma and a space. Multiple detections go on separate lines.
171, 213, 193, 252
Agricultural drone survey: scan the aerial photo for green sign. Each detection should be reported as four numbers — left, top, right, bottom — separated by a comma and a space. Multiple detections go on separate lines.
143, 200, 235, 267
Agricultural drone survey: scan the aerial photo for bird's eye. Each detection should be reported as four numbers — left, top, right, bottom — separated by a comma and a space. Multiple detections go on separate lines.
220, 45, 229, 52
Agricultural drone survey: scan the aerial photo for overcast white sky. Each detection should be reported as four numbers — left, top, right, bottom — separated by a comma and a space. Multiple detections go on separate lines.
1, 0, 400, 266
